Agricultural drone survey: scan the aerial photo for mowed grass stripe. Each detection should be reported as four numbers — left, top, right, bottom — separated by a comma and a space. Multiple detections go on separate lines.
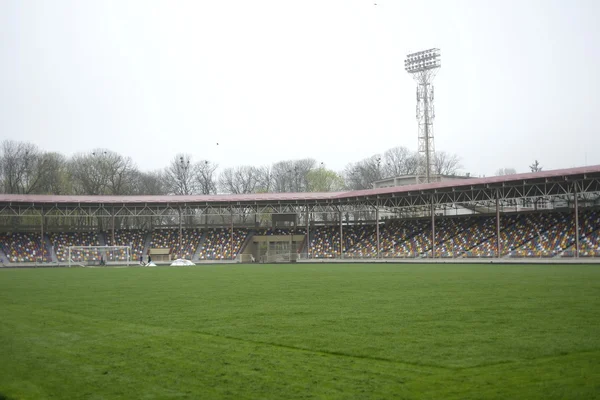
1, 264, 599, 399
2, 302, 598, 400
3, 264, 598, 368
0, 304, 438, 400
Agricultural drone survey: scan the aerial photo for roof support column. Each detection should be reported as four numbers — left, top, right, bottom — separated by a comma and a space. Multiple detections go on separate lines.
230, 207, 234, 261
111, 206, 115, 247
574, 182, 580, 258
290, 215, 294, 261
306, 205, 310, 259
40, 207, 44, 263
376, 204, 380, 259
431, 197, 436, 259
178, 207, 183, 258
496, 190, 501, 258
339, 208, 343, 259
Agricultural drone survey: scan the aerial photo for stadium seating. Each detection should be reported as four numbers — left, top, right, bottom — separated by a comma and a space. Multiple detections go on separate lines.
307, 225, 374, 258
2, 208, 600, 263
422, 216, 485, 257
379, 220, 430, 258
560, 210, 600, 257
150, 229, 202, 260
255, 228, 306, 236
105, 229, 148, 261
463, 214, 522, 257
50, 232, 101, 262
199, 228, 249, 260
0, 232, 50, 263
510, 213, 574, 257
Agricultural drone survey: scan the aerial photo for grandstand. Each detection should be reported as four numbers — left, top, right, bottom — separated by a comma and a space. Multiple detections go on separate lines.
150, 229, 202, 260
105, 229, 147, 261
50, 232, 101, 263
0, 232, 50, 263
199, 228, 248, 260
1, 165, 600, 265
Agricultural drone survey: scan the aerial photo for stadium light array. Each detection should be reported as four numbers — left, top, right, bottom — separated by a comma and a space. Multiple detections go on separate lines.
404, 48, 441, 73
405, 48, 441, 185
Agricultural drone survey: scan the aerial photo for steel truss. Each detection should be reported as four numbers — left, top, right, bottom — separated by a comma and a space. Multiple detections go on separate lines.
2, 173, 600, 262
1, 177, 600, 220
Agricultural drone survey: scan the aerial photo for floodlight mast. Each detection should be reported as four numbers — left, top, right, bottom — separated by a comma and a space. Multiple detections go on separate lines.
404, 48, 441, 184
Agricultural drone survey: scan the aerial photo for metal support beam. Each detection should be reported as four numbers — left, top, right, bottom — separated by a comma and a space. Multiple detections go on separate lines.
496, 190, 501, 258
431, 199, 436, 258
290, 216, 294, 260
40, 208, 44, 262
111, 206, 115, 246
574, 182, 580, 258
376, 206, 380, 258
339, 209, 343, 259
178, 207, 183, 256
230, 208, 234, 260
306, 205, 310, 259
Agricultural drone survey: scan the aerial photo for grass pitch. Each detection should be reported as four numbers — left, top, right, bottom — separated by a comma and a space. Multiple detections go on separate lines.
1, 264, 599, 399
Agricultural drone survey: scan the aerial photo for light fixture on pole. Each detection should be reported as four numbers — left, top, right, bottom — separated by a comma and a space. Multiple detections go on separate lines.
404, 48, 441, 184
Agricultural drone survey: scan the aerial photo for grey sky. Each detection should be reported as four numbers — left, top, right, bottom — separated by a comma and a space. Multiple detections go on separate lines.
1, 0, 599, 177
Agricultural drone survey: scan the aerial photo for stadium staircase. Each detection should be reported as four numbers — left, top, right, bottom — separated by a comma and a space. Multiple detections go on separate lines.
420, 219, 479, 257
237, 231, 256, 262
43, 234, 58, 263
0, 247, 10, 266
499, 215, 550, 257
141, 232, 153, 260
192, 231, 208, 263
238, 230, 255, 256
461, 218, 519, 257
98, 232, 107, 246
298, 234, 308, 255
554, 218, 600, 257
509, 215, 568, 257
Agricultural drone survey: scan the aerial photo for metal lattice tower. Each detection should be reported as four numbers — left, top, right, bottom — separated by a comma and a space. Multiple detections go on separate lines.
405, 49, 441, 184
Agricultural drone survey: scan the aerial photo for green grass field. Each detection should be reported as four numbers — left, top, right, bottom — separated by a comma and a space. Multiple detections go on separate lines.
1, 264, 599, 399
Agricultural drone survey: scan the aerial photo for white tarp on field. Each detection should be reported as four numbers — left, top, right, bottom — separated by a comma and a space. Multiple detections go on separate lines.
170, 259, 195, 266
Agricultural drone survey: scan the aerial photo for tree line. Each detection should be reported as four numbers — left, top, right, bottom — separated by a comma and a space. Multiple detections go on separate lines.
0, 140, 463, 196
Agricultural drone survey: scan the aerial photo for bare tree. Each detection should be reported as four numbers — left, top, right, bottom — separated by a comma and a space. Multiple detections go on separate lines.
69, 151, 108, 195
69, 149, 138, 195
131, 170, 166, 195
382, 146, 420, 177
219, 166, 264, 194
36, 152, 70, 194
432, 151, 462, 176
104, 153, 137, 195
163, 154, 198, 195
255, 165, 273, 193
495, 167, 517, 176
270, 158, 317, 192
529, 160, 542, 173
195, 160, 218, 195
270, 160, 294, 192
0, 140, 47, 194
343, 155, 383, 190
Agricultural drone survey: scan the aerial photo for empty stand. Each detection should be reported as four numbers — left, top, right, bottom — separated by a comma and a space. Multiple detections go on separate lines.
0, 232, 50, 263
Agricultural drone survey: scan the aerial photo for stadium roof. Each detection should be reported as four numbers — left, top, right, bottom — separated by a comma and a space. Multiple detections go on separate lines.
1, 165, 599, 207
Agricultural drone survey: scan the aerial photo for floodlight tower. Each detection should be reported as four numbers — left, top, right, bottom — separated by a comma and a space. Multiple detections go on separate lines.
405, 48, 441, 184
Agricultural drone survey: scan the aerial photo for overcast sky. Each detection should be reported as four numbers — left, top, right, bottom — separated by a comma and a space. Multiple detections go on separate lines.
1, 0, 599, 177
